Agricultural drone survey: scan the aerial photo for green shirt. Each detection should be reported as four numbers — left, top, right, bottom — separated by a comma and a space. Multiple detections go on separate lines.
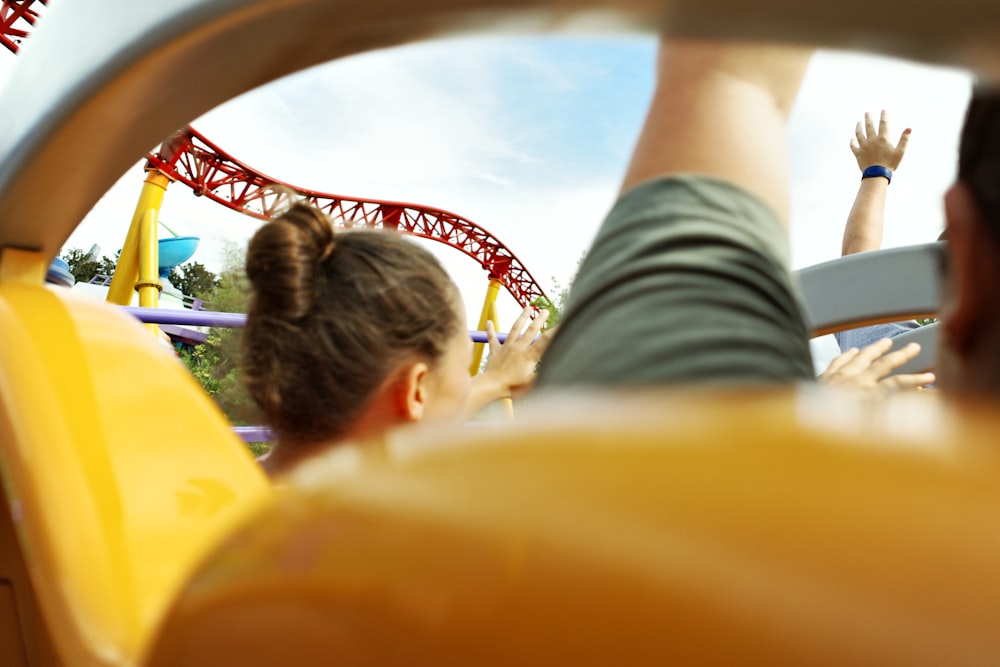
536, 175, 814, 387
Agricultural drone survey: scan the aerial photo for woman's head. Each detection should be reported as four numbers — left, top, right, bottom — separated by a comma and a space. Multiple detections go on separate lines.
242, 202, 470, 448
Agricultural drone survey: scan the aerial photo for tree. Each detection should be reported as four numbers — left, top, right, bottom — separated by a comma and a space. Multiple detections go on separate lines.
531, 278, 569, 328
176, 242, 266, 455
60, 248, 117, 284
529, 254, 584, 328
167, 261, 219, 299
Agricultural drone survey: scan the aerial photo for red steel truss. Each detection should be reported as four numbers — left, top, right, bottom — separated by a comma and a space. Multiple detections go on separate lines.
146, 127, 547, 307
0, 0, 46, 54
2, 0, 547, 305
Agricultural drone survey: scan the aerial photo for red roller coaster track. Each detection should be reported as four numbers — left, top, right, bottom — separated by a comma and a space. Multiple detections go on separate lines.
148, 129, 546, 307
0, 0, 45, 53
1, 0, 547, 307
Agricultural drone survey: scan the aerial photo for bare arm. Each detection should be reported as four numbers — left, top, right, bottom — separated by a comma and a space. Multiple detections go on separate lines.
536, 37, 818, 388
841, 110, 911, 255
621, 39, 813, 225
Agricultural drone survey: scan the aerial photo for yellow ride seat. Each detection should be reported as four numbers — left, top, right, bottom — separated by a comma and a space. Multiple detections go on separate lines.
0, 253, 271, 667
145, 388, 1000, 666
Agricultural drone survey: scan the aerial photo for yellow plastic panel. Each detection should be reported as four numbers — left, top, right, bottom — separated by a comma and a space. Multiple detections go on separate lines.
0, 283, 270, 667
147, 389, 1000, 666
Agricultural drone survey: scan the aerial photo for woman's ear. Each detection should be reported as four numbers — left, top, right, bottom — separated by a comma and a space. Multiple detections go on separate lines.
941, 182, 992, 355
398, 361, 431, 422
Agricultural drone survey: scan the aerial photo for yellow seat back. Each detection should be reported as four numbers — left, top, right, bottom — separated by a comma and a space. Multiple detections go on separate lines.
147, 389, 1000, 665
0, 261, 270, 667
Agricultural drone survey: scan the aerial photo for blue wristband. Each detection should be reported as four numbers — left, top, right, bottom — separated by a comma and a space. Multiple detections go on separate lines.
861, 165, 892, 183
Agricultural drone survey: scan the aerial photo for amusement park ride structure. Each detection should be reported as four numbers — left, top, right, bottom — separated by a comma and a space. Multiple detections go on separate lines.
5, 0, 1000, 666
0, 0, 43, 54
1, 0, 544, 371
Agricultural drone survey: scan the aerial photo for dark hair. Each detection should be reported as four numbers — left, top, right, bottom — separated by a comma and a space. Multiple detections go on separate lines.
242, 202, 462, 445
958, 86, 1000, 245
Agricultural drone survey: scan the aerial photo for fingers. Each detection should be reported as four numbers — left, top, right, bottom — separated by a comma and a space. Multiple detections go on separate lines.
896, 127, 912, 154
485, 319, 499, 354
864, 342, 922, 380
850, 138, 861, 156
531, 324, 558, 356
491, 307, 550, 349
820, 337, 932, 395
855, 121, 865, 145
524, 308, 550, 341
864, 111, 877, 140
506, 306, 534, 339
821, 347, 859, 378
881, 371, 936, 392
878, 109, 888, 136
837, 337, 894, 376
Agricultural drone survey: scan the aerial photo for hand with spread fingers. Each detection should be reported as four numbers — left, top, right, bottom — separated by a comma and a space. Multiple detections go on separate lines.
466, 307, 556, 415
851, 110, 911, 172
483, 307, 556, 398
819, 337, 935, 394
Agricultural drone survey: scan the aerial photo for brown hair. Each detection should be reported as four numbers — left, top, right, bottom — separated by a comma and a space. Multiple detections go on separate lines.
242, 202, 462, 445
959, 86, 1000, 245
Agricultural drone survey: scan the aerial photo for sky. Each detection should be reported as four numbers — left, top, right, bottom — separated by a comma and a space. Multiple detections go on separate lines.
0, 35, 974, 368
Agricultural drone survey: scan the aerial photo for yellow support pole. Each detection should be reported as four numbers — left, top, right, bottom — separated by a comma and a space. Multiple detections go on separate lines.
137, 209, 161, 336
469, 278, 502, 376
106, 170, 171, 306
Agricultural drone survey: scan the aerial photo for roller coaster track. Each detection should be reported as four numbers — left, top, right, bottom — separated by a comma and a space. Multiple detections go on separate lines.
0, 0, 46, 53
1, 0, 547, 307
147, 128, 545, 306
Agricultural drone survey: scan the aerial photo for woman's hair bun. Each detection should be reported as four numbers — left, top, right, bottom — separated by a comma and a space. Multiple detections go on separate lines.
246, 200, 336, 320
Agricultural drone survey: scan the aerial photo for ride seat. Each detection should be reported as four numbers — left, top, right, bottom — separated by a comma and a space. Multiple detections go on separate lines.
0, 250, 271, 667
145, 388, 1000, 666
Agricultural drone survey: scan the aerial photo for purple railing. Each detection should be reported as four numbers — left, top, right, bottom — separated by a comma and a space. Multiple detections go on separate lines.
124, 306, 509, 442
124, 306, 507, 343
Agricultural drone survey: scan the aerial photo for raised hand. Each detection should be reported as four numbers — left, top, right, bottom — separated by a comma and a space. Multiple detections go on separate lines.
482, 307, 555, 399
851, 110, 911, 171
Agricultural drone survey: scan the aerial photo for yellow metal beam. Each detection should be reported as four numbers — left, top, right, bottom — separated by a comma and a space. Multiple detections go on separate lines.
468, 278, 502, 376
106, 170, 171, 306
136, 209, 161, 336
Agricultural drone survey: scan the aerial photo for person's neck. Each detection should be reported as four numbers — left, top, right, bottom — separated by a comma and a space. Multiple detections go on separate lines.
261, 438, 337, 477
262, 402, 403, 478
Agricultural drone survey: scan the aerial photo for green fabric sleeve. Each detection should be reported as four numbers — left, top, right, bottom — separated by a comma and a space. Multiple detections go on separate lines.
536, 175, 814, 387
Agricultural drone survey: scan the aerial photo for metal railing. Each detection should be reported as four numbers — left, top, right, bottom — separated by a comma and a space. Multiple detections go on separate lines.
125, 306, 508, 443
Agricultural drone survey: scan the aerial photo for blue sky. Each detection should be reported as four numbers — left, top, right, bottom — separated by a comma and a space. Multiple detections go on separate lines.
1, 36, 973, 367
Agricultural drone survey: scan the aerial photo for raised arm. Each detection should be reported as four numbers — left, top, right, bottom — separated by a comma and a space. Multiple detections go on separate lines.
536, 38, 817, 388
621, 39, 812, 224
841, 110, 911, 255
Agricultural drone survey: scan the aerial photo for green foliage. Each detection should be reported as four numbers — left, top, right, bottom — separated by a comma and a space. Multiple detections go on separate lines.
168, 261, 219, 299
176, 242, 262, 434
245, 442, 270, 458
917, 317, 939, 326
531, 278, 570, 328
530, 253, 583, 328
60, 248, 117, 283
